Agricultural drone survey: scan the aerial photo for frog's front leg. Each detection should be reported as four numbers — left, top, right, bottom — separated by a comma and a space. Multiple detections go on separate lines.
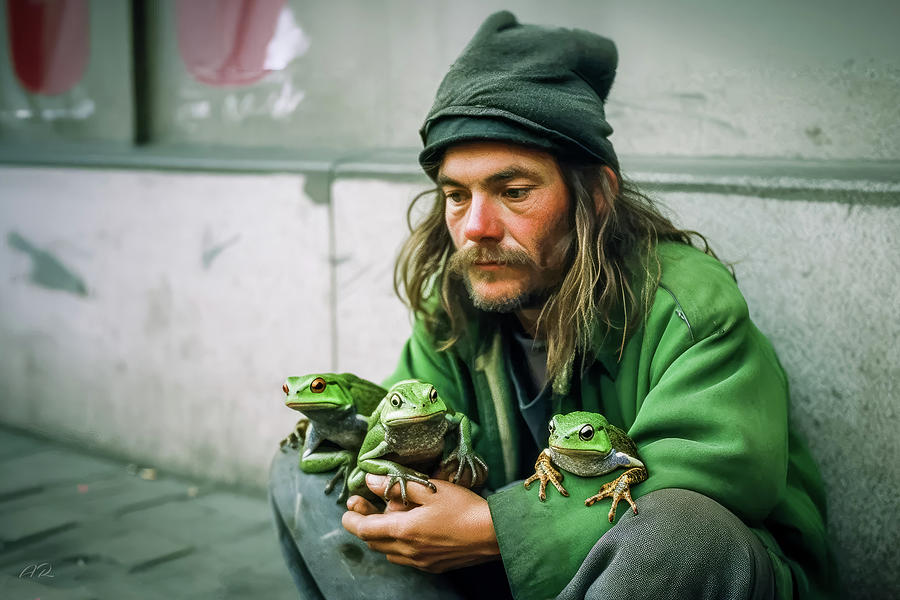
584, 466, 649, 522
359, 458, 436, 505
300, 448, 356, 501
297, 427, 355, 499
441, 415, 488, 487
524, 449, 568, 501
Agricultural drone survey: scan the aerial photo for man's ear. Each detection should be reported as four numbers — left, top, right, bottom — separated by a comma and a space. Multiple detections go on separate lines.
592, 166, 619, 215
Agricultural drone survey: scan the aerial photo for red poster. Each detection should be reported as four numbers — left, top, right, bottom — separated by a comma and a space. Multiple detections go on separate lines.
176, 0, 286, 87
7, 0, 89, 95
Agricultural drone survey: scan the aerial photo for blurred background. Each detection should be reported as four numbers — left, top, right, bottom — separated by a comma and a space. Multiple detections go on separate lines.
0, 1, 898, 598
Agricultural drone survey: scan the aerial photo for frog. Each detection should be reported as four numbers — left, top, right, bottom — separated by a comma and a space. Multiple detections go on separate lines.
347, 379, 488, 506
282, 373, 386, 502
524, 411, 648, 522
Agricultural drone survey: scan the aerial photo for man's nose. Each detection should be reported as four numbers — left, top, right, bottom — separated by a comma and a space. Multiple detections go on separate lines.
463, 194, 503, 242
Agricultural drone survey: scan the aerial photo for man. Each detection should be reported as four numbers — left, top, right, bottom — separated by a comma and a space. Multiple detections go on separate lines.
270, 11, 836, 600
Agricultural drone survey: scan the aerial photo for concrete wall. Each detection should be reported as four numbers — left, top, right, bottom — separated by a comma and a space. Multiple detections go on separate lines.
2, 161, 897, 598
0, 168, 333, 488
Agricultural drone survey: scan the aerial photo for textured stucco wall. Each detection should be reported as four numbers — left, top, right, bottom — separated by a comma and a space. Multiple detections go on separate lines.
0, 167, 330, 488
661, 191, 900, 599
1, 164, 898, 597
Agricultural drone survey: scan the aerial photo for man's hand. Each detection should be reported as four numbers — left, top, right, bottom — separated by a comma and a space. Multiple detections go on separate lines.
341, 473, 501, 573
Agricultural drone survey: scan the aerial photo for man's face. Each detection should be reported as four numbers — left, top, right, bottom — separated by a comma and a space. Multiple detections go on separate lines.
439, 141, 572, 313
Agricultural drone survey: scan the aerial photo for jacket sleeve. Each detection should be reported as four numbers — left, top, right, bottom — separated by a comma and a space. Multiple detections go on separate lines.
487, 274, 791, 600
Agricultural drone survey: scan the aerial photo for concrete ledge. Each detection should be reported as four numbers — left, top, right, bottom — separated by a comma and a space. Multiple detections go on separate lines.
2, 143, 898, 205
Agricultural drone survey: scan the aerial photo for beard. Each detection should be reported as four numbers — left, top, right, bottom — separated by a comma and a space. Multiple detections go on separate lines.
446, 245, 557, 313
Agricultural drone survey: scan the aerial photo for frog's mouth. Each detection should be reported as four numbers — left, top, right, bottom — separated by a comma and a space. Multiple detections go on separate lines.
384, 411, 446, 426
286, 401, 340, 411
549, 445, 610, 458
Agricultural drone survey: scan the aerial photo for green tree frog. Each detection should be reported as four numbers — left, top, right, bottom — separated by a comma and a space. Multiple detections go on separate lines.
525, 411, 648, 522
282, 373, 385, 502
348, 379, 488, 505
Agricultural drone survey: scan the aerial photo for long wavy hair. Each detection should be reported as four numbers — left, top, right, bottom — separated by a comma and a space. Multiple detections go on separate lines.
394, 159, 719, 392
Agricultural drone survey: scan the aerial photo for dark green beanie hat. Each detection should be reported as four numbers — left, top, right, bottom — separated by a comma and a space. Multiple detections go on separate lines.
419, 11, 619, 178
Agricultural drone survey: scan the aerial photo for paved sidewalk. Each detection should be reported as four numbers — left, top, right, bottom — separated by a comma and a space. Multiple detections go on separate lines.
0, 425, 298, 600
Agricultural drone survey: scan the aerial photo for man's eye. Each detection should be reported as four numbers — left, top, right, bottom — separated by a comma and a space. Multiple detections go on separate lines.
503, 188, 530, 200
443, 190, 465, 203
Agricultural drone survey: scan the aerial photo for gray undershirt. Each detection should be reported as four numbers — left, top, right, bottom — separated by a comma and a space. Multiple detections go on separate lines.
504, 324, 552, 449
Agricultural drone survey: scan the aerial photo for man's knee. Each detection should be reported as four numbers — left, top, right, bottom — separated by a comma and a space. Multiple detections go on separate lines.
559, 488, 774, 600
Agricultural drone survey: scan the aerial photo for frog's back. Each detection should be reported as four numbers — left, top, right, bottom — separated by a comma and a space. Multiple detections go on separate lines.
342, 373, 387, 416
607, 423, 641, 459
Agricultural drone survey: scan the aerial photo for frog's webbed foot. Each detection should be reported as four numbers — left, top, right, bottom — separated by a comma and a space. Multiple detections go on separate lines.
278, 418, 309, 451
441, 447, 489, 488
384, 471, 436, 506
524, 449, 568, 501
584, 467, 648, 522
278, 431, 300, 451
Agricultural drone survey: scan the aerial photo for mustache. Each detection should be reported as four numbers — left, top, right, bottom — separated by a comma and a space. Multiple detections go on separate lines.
446, 246, 536, 275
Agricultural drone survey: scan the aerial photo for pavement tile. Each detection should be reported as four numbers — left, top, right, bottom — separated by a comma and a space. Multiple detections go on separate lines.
0, 519, 135, 571
205, 524, 286, 567
118, 497, 271, 547
73, 575, 174, 600
129, 547, 298, 600
0, 428, 299, 599
128, 551, 238, 598
0, 572, 97, 600
189, 490, 273, 521
0, 450, 122, 497
1, 475, 193, 520
0, 428, 46, 460
0, 504, 81, 546
74, 529, 194, 573
7, 557, 172, 600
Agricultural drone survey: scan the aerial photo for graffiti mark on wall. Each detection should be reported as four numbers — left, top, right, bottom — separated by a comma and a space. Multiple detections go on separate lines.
7, 232, 88, 297
202, 232, 241, 269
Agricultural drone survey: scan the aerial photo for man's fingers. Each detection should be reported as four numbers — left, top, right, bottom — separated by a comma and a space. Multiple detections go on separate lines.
342, 506, 403, 542
385, 551, 474, 573
385, 498, 408, 513
367, 473, 437, 506
345, 494, 380, 516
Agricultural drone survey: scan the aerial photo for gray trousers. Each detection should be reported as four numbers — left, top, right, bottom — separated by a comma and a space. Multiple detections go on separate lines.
268, 448, 775, 600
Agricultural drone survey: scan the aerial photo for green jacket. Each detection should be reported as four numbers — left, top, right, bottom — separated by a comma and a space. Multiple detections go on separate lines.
386, 242, 836, 600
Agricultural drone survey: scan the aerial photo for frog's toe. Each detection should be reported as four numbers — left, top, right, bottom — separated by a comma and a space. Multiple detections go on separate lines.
450, 455, 481, 485
382, 476, 403, 503
468, 456, 489, 486
539, 479, 550, 501
323, 468, 344, 495
409, 474, 437, 493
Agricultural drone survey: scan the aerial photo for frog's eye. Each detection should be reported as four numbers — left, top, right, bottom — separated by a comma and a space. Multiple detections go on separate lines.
548, 420, 555, 434
390, 394, 402, 408
282, 383, 290, 394
428, 387, 438, 403
579, 424, 594, 441
310, 377, 327, 393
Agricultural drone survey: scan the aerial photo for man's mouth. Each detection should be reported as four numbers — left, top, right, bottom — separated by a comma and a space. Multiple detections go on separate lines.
472, 261, 507, 270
